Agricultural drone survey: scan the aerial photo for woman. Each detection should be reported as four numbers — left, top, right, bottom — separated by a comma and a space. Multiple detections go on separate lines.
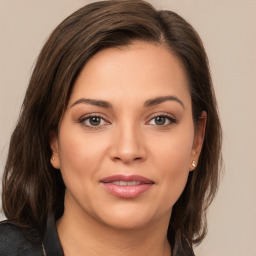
0, 0, 222, 255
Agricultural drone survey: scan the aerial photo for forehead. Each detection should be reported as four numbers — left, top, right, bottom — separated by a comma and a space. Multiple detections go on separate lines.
69, 42, 190, 107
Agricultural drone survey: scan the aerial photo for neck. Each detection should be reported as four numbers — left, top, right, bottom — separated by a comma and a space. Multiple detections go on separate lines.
57, 197, 171, 256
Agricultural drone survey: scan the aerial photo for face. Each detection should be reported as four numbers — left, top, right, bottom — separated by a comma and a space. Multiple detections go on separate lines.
51, 42, 206, 230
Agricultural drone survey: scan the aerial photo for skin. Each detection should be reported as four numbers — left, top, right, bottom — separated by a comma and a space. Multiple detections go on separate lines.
50, 41, 206, 256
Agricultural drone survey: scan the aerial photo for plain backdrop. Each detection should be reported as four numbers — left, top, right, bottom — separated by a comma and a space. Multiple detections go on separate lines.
0, 1, 255, 255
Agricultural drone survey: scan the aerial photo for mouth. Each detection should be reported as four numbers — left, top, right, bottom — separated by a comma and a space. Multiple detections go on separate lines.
107, 181, 142, 186
100, 174, 154, 198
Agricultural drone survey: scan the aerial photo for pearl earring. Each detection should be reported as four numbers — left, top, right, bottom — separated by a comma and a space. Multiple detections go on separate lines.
192, 160, 196, 168
52, 156, 55, 160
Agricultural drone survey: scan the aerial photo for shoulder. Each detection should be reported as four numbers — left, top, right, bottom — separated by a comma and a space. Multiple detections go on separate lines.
0, 221, 43, 256
0, 222, 26, 251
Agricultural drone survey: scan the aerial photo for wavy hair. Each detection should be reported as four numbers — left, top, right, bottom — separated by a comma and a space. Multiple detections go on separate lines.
2, 0, 222, 248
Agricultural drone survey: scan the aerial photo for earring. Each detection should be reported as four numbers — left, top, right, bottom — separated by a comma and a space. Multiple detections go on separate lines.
192, 160, 196, 168
51, 156, 55, 160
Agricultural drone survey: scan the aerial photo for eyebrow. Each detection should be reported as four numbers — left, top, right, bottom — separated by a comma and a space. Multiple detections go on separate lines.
71, 98, 112, 108
70, 95, 184, 109
144, 96, 185, 108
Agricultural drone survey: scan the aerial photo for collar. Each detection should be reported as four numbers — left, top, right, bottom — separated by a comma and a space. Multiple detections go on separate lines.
42, 215, 194, 256
43, 215, 64, 256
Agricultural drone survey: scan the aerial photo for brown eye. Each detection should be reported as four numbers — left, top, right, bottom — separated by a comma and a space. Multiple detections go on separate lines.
154, 116, 166, 125
80, 115, 108, 127
89, 116, 101, 126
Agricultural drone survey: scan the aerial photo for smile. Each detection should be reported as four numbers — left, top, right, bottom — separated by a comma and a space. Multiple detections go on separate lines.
100, 175, 154, 198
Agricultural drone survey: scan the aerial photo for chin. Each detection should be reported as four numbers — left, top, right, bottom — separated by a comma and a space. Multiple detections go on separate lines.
95, 203, 163, 231
103, 215, 150, 231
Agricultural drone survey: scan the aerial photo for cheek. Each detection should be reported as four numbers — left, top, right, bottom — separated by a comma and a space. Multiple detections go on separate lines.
57, 125, 105, 187
151, 127, 194, 173
56, 130, 108, 213
149, 127, 194, 204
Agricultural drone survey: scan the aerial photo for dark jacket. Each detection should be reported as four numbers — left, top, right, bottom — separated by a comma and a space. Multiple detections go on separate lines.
0, 216, 195, 256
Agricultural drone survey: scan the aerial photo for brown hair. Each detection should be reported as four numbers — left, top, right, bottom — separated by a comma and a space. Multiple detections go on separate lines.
2, 0, 222, 248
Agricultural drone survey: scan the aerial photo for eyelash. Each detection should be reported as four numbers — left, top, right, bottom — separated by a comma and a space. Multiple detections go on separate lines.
79, 114, 109, 128
146, 113, 177, 126
79, 113, 177, 128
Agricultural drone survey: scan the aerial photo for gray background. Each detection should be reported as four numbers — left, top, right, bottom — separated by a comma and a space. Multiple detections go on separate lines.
0, 1, 255, 255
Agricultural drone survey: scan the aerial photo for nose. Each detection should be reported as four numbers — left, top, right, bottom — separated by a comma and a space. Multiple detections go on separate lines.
109, 123, 146, 164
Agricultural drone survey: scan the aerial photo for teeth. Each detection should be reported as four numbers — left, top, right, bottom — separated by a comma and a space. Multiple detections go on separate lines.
120, 181, 127, 186
110, 181, 141, 186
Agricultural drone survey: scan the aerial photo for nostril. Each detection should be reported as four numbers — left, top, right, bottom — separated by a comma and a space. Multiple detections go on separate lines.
111, 155, 144, 163
109, 136, 147, 163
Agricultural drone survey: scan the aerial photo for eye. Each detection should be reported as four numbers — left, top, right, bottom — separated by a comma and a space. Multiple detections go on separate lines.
80, 115, 109, 127
148, 115, 176, 126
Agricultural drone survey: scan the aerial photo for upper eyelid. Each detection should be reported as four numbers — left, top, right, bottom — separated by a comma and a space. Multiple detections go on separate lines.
146, 112, 176, 120
147, 115, 176, 125
79, 113, 109, 120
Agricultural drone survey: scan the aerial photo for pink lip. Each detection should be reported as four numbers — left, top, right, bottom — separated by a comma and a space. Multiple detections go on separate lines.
100, 175, 154, 198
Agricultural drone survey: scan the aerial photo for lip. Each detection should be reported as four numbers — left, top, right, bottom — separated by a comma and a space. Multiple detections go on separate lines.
100, 174, 154, 198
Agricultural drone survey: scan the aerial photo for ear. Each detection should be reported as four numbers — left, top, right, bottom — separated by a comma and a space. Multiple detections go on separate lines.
190, 111, 207, 171
49, 131, 60, 169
